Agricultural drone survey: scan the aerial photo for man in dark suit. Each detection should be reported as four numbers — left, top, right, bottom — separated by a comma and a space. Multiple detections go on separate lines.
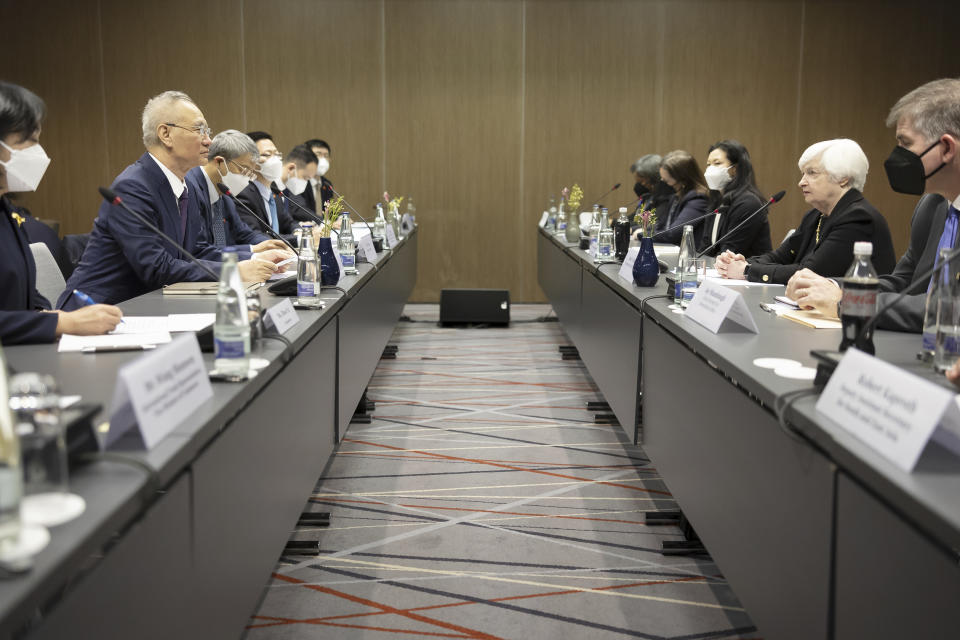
185, 129, 291, 260
236, 131, 302, 245
281, 144, 319, 222
59, 91, 277, 309
305, 138, 334, 214
787, 79, 960, 335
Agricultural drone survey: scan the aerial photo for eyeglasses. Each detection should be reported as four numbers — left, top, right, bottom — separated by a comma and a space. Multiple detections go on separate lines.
165, 122, 212, 139
229, 160, 258, 179
258, 150, 282, 160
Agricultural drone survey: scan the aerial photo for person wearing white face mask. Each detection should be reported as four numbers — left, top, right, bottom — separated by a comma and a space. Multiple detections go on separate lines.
236, 131, 303, 245
699, 139, 772, 257
281, 144, 320, 222
185, 129, 292, 261
0, 81, 122, 343
304, 138, 333, 215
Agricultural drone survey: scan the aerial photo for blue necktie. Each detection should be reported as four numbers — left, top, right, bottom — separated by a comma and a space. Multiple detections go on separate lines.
211, 198, 227, 247
177, 188, 189, 244
268, 195, 279, 233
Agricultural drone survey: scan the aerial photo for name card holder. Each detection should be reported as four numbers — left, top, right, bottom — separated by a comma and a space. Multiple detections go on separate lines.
105, 334, 213, 450
816, 348, 960, 471
385, 224, 398, 249
684, 281, 759, 334
263, 298, 300, 335
357, 234, 377, 262
618, 247, 640, 282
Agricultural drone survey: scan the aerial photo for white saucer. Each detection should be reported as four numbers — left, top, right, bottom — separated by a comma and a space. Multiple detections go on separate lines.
21, 492, 86, 527
249, 357, 270, 371
774, 365, 817, 380
0, 524, 50, 565
753, 357, 803, 369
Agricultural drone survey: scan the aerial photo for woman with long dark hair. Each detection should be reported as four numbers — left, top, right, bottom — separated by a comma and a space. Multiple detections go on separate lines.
0, 81, 121, 344
700, 139, 772, 257
656, 150, 710, 244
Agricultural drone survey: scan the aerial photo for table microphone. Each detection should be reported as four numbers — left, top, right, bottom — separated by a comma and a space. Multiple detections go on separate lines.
649, 209, 721, 241
97, 187, 219, 280
591, 183, 621, 207
215, 183, 297, 253
696, 190, 786, 259
269, 182, 326, 228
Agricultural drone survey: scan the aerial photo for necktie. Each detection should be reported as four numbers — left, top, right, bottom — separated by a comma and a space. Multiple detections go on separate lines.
268, 195, 279, 233
178, 188, 189, 244
211, 198, 227, 247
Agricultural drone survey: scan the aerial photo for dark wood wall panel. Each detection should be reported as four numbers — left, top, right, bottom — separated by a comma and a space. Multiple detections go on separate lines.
243, 0, 384, 209
2, 0, 957, 298
385, 0, 523, 302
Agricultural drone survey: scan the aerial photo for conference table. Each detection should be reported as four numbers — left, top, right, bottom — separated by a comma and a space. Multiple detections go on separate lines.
537, 225, 960, 640
0, 228, 417, 639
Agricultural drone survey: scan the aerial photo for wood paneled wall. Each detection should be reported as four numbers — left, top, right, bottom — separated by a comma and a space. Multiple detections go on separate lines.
1, 0, 957, 301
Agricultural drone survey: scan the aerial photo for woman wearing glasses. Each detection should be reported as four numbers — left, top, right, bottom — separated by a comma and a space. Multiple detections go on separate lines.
0, 81, 122, 344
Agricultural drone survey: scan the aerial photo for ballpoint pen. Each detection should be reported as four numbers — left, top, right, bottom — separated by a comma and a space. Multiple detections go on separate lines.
71, 289, 124, 323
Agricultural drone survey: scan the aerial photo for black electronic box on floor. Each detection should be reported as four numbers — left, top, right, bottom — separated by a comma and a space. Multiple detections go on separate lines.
439, 288, 510, 326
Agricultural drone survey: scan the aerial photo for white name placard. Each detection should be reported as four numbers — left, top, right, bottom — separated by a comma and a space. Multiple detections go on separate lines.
684, 281, 759, 334
263, 298, 300, 335
105, 334, 213, 450
539, 212, 548, 228
401, 213, 415, 234
385, 224, 398, 249
618, 247, 640, 282
816, 348, 960, 471
357, 234, 377, 262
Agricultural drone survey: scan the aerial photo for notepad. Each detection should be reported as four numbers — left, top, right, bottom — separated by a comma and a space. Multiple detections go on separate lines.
109, 314, 216, 335
59, 332, 172, 352
780, 308, 842, 329
162, 282, 261, 295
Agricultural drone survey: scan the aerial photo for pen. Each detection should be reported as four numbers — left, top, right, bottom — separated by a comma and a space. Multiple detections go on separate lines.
72, 289, 124, 323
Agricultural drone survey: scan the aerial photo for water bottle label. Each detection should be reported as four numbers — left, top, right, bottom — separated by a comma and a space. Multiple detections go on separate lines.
681, 282, 698, 302
599, 246, 611, 256
342, 255, 355, 268
841, 287, 877, 317
922, 331, 936, 351
214, 338, 246, 359
297, 282, 315, 297
558, 221, 567, 230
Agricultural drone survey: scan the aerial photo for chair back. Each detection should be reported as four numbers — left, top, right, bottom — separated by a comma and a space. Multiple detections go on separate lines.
29, 242, 67, 305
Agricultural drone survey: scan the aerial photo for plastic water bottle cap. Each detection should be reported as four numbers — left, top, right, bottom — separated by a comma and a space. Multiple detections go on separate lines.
854, 241, 873, 254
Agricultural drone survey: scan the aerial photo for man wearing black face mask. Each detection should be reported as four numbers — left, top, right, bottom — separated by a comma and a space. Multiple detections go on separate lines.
786, 78, 960, 333
630, 154, 674, 232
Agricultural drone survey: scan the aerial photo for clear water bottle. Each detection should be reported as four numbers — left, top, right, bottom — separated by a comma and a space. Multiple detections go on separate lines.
595, 210, 614, 263
934, 247, 960, 371
337, 213, 358, 275
297, 222, 322, 307
556, 200, 567, 235
547, 196, 558, 230
0, 343, 24, 560
387, 202, 401, 239
373, 203, 386, 242
921, 249, 947, 359
674, 225, 696, 305
839, 241, 878, 355
214, 251, 251, 376
588, 208, 601, 256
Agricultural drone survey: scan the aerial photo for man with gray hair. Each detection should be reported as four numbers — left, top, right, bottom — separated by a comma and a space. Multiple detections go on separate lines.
630, 153, 674, 231
786, 78, 960, 336
58, 91, 279, 309
186, 129, 291, 257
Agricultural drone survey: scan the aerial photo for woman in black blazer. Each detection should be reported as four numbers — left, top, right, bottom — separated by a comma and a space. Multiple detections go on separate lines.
699, 139, 772, 257
0, 81, 120, 345
656, 150, 710, 244
716, 138, 896, 284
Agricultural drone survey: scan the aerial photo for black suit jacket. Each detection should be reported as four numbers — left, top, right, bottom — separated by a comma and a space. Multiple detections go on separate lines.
876, 193, 951, 332
185, 167, 268, 256
746, 189, 896, 285
0, 197, 58, 344
236, 181, 297, 243
283, 187, 315, 222
699, 190, 772, 258
658, 189, 709, 244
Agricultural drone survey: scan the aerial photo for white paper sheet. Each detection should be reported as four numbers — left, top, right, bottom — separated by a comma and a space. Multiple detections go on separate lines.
58, 332, 172, 353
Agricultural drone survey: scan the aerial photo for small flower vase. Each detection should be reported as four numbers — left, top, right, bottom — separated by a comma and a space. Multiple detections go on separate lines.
632, 237, 659, 287
565, 212, 581, 244
317, 236, 340, 285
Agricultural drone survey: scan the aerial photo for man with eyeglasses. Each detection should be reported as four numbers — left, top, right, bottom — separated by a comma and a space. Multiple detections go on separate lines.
236, 131, 300, 244
186, 129, 292, 259
59, 91, 278, 309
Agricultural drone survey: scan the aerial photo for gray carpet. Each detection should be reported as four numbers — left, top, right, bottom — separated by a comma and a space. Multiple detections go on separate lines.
245, 304, 759, 639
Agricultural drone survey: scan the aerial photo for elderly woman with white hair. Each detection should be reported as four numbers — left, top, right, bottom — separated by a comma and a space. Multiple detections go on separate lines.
716, 138, 896, 284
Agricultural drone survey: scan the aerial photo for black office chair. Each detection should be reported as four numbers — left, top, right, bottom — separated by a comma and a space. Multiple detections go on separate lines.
61, 233, 90, 278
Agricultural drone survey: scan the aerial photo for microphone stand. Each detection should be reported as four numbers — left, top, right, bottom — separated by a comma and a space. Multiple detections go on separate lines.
696, 190, 786, 259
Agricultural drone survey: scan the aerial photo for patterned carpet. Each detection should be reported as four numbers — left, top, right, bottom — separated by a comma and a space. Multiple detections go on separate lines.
244, 304, 759, 640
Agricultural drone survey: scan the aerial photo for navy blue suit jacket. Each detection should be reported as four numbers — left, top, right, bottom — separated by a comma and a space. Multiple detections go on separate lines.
58, 153, 222, 309
0, 197, 58, 344
659, 189, 709, 244
236, 181, 297, 244
185, 167, 268, 257
284, 187, 315, 222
